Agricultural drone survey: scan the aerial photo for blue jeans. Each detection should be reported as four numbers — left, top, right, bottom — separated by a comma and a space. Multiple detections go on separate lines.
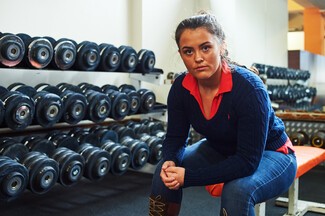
151, 139, 297, 216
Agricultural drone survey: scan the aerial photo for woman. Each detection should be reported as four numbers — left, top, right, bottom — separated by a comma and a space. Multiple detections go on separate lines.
149, 12, 297, 216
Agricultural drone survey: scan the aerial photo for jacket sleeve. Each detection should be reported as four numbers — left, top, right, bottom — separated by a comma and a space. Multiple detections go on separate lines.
162, 75, 190, 165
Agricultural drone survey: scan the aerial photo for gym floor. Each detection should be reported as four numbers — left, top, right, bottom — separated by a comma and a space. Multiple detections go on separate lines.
0, 165, 324, 216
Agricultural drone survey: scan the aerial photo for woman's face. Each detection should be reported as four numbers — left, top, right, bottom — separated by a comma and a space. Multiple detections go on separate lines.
178, 27, 225, 80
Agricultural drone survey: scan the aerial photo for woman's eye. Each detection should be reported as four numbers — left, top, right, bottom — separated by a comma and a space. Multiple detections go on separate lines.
202, 46, 210, 52
184, 50, 193, 55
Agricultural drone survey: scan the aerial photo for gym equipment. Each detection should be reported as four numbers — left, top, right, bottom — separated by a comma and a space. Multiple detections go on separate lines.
69, 127, 100, 147
20, 151, 59, 194
76, 143, 111, 181
89, 125, 119, 144
119, 135, 149, 170
310, 130, 325, 148
46, 37, 77, 70
118, 84, 140, 115
102, 85, 130, 120
84, 89, 111, 123
289, 131, 309, 146
100, 140, 131, 176
0, 33, 25, 67
74, 41, 100, 71
0, 155, 29, 201
50, 147, 85, 187
17, 33, 53, 69
137, 88, 156, 113
60, 90, 87, 125
0, 86, 35, 130
118, 45, 138, 72
46, 131, 79, 151
136, 49, 156, 73
21, 136, 56, 156
98, 43, 121, 72
0, 137, 29, 162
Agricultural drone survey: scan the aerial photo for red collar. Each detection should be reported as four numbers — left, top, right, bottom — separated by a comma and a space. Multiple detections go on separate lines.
182, 62, 233, 119
182, 62, 233, 97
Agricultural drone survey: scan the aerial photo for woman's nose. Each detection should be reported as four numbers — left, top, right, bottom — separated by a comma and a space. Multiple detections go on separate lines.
195, 53, 203, 63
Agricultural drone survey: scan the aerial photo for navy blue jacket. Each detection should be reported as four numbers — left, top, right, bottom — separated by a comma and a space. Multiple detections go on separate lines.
163, 65, 288, 187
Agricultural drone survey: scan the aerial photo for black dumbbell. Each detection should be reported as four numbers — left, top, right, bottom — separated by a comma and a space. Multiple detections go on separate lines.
100, 140, 131, 176
0, 155, 29, 201
69, 127, 100, 147
50, 147, 85, 187
46, 130, 79, 151
137, 88, 156, 113
0, 137, 29, 162
118, 45, 138, 72
21, 136, 56, 156
16, 33, 53, 69
0, 86, 35, 130
20, 151, 59, 194
98, 43, 121, 72
60, 90, 88, 125
76, 143, 111, 181
119, 136, 149, 170
136, 49, 156, 73
34, 83, 62, 96
74, 41, 100, 71
0, 33, 25, 67
89, 125, 119, 144
310, 130, 325, 149
84, 89, 111, 123
138, 134, 163, 165
118, 84, 141, 115
102, 87, 130, 120
46, 37, 77, 70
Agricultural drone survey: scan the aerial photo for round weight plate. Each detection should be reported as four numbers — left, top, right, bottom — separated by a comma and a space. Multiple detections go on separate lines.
0, 34, 25, 67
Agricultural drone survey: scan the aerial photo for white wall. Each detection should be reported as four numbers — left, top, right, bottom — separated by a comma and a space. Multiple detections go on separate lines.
0, 0, 289, 105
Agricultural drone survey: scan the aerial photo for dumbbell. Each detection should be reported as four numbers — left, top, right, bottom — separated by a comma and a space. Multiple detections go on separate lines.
0, 155, 29, 201
118, 84, 141, 115
126, 120, 163, 165
74, 41, 100, 71
137, 88, 156, 113
140, 119, 166, 139
83, 89, 111, 123
98, 43, 121, 72
36, 83, 87, 125
310, 130, 325, 149
20, 151, 59, 194
118, 45, 138, 72
119, 135, 149, 170
289, 131, 309, 146
76, 143, 111, 181
50, 147, 85, 187
21, 135, 56, 156
0, 33, 25, 67
136, 49, 156, 73
16, 33, 53, 69
45, 37, 77, 70
0, 86, 35, 130
100, 139, 131, 176
46, 130, 79, 151
0, 137, 29, 162
69, 127, 100, 147
8, 83, 64, 128
102, 84, 130, 120
89, 125, 119, 144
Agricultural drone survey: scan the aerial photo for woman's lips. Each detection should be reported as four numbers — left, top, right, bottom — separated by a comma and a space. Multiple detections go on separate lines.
195, 66, 207, 71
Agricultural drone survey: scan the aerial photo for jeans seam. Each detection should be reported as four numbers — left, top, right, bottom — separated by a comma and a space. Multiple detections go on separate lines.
245, 154, 295, 215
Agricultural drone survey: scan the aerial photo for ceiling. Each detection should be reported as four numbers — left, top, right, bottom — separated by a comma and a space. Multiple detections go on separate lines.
289, 0, 325, 12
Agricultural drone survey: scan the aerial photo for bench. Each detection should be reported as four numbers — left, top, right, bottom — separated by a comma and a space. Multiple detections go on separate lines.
206, 146, 325, 216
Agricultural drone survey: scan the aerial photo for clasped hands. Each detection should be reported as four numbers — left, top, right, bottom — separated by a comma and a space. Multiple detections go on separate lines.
160, 161, 185, 190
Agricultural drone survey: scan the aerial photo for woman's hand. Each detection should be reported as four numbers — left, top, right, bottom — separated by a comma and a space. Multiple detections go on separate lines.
160, 161, 185, 190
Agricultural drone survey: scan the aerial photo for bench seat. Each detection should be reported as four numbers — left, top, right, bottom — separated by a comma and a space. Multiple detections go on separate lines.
206, 146, 325, 216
